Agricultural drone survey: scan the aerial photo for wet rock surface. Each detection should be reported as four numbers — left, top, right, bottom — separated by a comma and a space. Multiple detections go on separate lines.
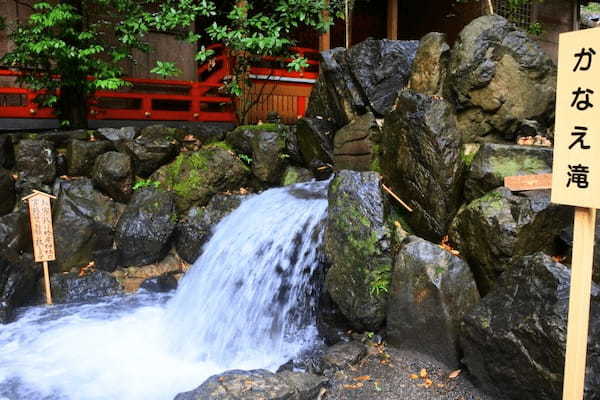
449, 187, 571, 294
115, 187, 177, 267
409, 32, 450, 96
49, 270, 122, 304
139, 274, 178, 293
325, 171, 392, 330
66, 139, 113, 177
382, 90, 464, 241
321, 341, 368, 371
461, 253, 600, 400
251, 129, 287, 184
174, 369, 328, 400
465, 143, 553, 201
14, 139, 56, 184
92, 151, 134, 203
97, 127, 137, 142
296, 117, 335, 166
175, 194, 247, 264
281, 166, 313, 186
445, 15, 556, 141
333, 112, 382, 172
0, 169, 16, 216
387, 237, 479, 368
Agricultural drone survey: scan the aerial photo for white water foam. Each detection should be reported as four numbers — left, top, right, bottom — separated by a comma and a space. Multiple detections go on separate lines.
0, 180, 329, 400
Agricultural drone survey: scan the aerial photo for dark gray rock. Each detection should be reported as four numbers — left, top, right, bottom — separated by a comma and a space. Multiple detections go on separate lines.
140, 274, 178, 293
174, 369, 328, 400
333, 112, 382, 172
115, 188, 177, 267
281, 166, 313, 186
307, 39, 419, 127
0, 169, 16, 216
152, 147, 250, 212
382, 90, 464, 241
92, 248, 121, 273
460, 253, 600, 400
321, 341, 367, 371
225, 126, 258, 155
186, 123, 235, 145
0, 135, 14, 168
409, 32, 450, 96
325, 171, 392, 330
251, 129, 287, 184
52, 178, 124, 273
92, 151, 134, 203
66, 139, 113, 176
386, 237, 480, 368
445, 15, 556, 141
97, 127, 138, 142
296, 117, 335, 166
465, 143, 553, 201
49, 270, 122, 303
175, 194, 246, 263
15, 139, 56, 184
449, 187, 572, 294
117, 125, 180, 177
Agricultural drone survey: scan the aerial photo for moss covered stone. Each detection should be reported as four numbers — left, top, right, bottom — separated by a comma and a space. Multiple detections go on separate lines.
325, 170, 392, 330
152, 147, 250, 212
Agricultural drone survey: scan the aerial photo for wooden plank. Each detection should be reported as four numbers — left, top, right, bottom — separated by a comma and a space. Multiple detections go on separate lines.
387, 0, 398, 40
504, 173, 553, 191
563, 207, 597, 400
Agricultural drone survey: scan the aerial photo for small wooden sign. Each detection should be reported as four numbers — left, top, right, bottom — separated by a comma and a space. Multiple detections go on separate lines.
551, 27, 600, 400
22, 190, 56, 305
504, 173, 553, 192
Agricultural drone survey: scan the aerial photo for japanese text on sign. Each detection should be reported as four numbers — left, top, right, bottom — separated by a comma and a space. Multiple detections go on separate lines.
27, 195, 56, 262
551, 29, 600, 209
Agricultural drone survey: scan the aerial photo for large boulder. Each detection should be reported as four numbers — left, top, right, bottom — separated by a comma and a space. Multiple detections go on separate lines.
174, 369, 328, 400
333, 112, 382, 172
386, 236, 479, 368
175, 194, 247, 263
381, 90, 464, 241
449, 187, 572, 294
460, 253, 600, 399
307, 39, 419, 127
0, 135, 14, 168
115, 187, 177, 267
117, 125, 180, 177
325, 171, 392, 330
92, 151, 134, 203
66, 139, 113, 176
225, 125, 260, 155
97, 126, 137, 142
320, 341, 368, 371
49, 270, 122, 304
152, 146, 250, 212
295, 117, 336, 166
409, 32, 450, 96
445, 15, 556, 141
0, 169, 16, 216
465, 143, 553, 201
14, 139, 56, 184
251, 129, 288, 184
52, 178, 124, 273
0, 210, 38, 323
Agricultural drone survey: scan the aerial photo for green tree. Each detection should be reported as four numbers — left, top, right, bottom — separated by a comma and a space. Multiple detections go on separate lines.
1, 0, 343, 128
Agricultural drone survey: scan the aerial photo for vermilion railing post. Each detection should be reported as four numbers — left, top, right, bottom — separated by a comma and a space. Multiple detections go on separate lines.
297, 96, 307, 118
191, 82, 201, 121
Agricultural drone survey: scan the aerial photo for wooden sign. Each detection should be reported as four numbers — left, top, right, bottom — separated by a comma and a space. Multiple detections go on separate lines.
551, 28, 600, 400
504, 173, 552, 191
22, 190, 56, 305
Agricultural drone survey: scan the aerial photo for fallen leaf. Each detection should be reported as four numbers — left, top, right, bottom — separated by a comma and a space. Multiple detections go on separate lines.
409, 373, 419, 380
448, 369, 462, 379
419, 368, 428, 379
353, 375, 371, 382
343, 382, 364, 390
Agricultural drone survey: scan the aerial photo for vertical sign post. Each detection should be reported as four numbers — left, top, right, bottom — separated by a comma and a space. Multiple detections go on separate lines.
552, 28, 600, 400
22, 190, 57, 305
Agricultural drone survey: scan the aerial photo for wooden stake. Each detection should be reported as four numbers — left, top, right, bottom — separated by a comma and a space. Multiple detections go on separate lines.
42, 261, 53, 305
382, 184, 413, 213
563, 207, 597, 400
319, 0, 331, 51
345, 0, 352, 48
387, 0, 399, 40
484, 0, 494, 15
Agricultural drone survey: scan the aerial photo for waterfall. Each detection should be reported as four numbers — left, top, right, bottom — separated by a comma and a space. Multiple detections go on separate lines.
0, 180, 329, 400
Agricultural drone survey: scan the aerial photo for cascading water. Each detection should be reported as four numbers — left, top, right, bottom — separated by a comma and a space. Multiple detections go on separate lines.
0, 180, 329, 400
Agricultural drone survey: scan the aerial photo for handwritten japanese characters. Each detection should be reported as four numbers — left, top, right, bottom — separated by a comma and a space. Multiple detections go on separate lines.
552, 29, 600, 209
26, 193, 56, 262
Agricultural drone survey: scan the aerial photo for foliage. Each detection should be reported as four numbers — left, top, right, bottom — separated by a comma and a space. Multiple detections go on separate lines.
238, 153, 253, 165
133, 178, 161, 190
457, 0, 544, 35
1, 0, 345, 126
368, 265, 392, 296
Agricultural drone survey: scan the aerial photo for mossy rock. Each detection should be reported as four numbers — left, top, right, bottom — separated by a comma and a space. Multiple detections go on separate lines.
152, 146, 250, 212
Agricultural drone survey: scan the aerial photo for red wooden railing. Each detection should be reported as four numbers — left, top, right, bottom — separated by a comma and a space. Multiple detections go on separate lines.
0, 45, 320, 124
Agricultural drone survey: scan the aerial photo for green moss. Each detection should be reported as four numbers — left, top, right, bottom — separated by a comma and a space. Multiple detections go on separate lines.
489, 156, 548, 179
283, 168, 299, 186
236, 123, 280, 132
472, 189, 505, 211
160, 152, 209, 201
205, 141, 233, 152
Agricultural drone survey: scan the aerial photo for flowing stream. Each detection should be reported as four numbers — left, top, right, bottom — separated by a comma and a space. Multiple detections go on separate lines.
0, 180, 329, 400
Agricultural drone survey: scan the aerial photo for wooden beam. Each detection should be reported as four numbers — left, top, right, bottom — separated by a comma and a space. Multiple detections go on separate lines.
387, 0, 398, 40
319, 0, 331, 51
345, 0, 352, 48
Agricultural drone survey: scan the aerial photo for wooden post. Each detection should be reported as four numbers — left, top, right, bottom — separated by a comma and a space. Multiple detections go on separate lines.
563, 207, 596, 399
483, 0, 494, 15
22, 190, 57, 305
319, 0, 331, 51
387, 0, 398, 40
345, 0, 352, 48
